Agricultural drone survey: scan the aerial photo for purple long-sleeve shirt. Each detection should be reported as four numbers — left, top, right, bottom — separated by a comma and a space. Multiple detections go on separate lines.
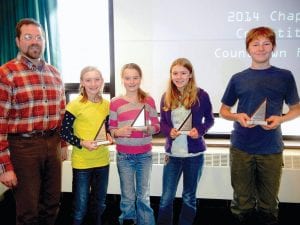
160, 88, 214, 154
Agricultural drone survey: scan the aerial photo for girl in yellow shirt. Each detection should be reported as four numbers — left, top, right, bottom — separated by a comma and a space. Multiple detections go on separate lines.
60, 66, 112, 225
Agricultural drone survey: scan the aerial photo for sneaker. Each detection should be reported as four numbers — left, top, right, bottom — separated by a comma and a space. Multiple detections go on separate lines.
123, 219, 135, 225
257, 211, 279, 225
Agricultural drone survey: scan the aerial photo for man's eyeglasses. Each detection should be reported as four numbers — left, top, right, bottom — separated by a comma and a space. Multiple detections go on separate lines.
22, 34, 44, 42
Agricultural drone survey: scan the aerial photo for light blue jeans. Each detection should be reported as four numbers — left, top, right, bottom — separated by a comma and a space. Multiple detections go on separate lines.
157, 154, 204, 225
117, 151, 155, 225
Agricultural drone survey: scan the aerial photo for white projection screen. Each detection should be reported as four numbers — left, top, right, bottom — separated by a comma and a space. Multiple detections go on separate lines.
113, 0, 300, 113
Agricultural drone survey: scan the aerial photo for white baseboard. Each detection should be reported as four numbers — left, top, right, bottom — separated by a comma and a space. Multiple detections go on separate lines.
61, 145, 300, 203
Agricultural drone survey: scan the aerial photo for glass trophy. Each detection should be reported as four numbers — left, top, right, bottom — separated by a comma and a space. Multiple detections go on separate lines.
131, 105, 147, 131
94, 119, 110, 146
178, 111, 192, 135
246, 99, 267, 125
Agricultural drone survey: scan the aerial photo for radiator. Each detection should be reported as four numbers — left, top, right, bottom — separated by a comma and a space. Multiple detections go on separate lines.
61, 145, 300, 203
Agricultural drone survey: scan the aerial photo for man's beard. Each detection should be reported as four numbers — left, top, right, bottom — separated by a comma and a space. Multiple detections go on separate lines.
24, 44, 43, 59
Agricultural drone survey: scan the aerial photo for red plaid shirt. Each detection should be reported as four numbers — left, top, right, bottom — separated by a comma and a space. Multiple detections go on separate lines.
0, 54, 66, 174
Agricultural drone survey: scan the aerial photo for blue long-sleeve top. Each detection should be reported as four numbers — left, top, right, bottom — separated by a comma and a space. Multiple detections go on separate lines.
160, 88, 214, 154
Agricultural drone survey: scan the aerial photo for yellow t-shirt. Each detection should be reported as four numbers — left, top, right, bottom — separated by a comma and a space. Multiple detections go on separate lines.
66, 96, 110, 169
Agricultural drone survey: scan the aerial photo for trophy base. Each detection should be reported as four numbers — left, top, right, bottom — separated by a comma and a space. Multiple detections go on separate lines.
95, 140, 111, 146
132, 126, 147, 131
246, 120, 267, 126
179, 130, 190, 135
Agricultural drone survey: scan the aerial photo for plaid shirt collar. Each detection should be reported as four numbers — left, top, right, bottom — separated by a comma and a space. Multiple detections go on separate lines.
16, 53, 46, 72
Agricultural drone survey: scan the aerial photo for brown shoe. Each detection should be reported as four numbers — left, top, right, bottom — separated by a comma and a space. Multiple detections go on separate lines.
123, 219, 135, 225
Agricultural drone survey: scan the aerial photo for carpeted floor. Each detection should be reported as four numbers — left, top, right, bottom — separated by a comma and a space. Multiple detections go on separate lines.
1, 190, 299, 225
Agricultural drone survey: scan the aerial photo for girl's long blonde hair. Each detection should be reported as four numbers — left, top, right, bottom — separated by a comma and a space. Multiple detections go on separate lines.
163, 58, 198, 111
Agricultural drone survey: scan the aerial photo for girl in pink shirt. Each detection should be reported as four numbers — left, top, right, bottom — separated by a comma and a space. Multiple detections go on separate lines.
109, 63, 160, 225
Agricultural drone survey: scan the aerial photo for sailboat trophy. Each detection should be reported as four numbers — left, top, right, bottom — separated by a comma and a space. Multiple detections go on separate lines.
94, 119, 110, 146
246, 99, 267, 126
131, 105, 147, 131
178, 111, 192, 135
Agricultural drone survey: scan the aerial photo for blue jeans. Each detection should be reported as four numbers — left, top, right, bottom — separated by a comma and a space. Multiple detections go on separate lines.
72, 165, 109, 225
117, 151, 155, 225
157, 154, 204, 225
